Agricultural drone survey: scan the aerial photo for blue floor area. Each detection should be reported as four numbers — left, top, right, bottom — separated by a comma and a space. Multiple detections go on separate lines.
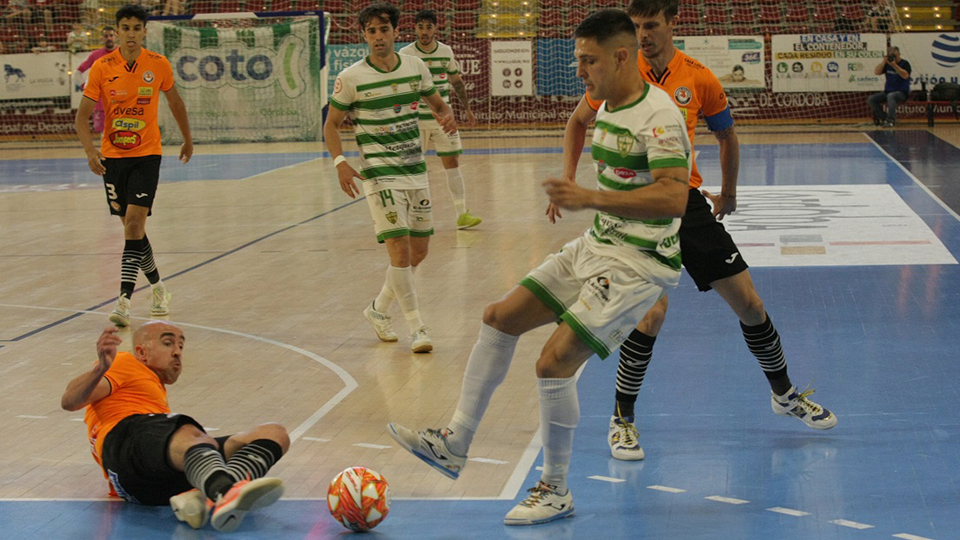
2, 137, 959, 539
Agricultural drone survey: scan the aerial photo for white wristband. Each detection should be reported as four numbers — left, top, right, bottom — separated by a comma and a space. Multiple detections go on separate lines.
333, 155, 347, 167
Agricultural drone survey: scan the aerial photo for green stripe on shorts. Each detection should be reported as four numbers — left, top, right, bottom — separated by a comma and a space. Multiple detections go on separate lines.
560, 312, 611, 360
377, 227, 410, 243
520, 276, 566, 318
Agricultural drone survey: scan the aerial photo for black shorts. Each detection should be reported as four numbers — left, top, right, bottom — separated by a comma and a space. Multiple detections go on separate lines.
100, 413, 203, 505
679, 189, 749, 292
102, 155, 161, 216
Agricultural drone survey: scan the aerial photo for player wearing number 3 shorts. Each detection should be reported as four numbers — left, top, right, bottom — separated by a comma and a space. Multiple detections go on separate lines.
74, 4, 193, 328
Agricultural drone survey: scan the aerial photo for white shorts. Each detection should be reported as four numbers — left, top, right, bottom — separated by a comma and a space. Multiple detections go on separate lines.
365, 187, 434, 243
420, 121, 463, 156
520, 237, 666, 360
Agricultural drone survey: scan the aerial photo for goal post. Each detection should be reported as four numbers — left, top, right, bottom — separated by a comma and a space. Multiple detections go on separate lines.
146, 10, 327, 143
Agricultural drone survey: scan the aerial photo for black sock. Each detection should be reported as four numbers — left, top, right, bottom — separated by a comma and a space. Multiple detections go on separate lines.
226, 439, 284, 482
740, 313, 791, 395
119, 238, 147, 299
183, 443, 235, 500
614, 330, 656, 419
140, 235, 160, 284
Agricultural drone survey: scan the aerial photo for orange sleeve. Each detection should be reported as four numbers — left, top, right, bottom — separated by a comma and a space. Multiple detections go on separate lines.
697, 67, 729, 118
159, 56, 175, 92
83, 60, 103, 103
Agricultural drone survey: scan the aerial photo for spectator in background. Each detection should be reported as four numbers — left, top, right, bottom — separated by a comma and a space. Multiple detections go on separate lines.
67, 23, 88, 53
868, 46, 911, 127
32, 0, 55, 34
31, 36, 56, 53
72, 26, 117, 134
4, 0, 31, 26
866, 0, 893, 33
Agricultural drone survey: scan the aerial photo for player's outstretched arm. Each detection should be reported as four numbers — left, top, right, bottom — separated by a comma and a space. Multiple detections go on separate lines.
703, 125, 739, 220
544, 166, 688, 220
75, 97, 106, 175
323, 107, 363, 199
547, 96, 599, 223
164, 86, 193, 163
61, 327, 119, 411
448, 73, 477, 126
424, 92, 458, 135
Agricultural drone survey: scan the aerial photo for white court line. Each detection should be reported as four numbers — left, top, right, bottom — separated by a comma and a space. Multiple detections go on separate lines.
301, 437, 330, 442
830, 519, 875, 530
469, 457, 508, 465
588, 475, 626, 484
864, 132, 960, 223
0, 303, 358, 446
893, 534, 936, 540
706, 496, 750, 505
16, 415, 47, 419
647, 485, 686, 493
353, 443, 390, 450
767, 507, 810, 517
241, 157, 324, 181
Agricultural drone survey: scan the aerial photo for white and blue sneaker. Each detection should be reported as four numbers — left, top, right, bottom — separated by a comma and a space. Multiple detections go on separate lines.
608, 415, 644, 461
387, 423, 466, 480
504, 481, 574, 525
772, 386, 837, 429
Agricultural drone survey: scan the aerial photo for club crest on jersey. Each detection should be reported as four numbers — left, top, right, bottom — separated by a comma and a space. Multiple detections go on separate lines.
386, 211, 398, 224
674, 86, 692, 105
393, 104, 403, 113
142, 71, 154, 83
441, 59, 448, 69
597, 159, 607, 173
617, 133, 633, 157
410, 80, 420, 93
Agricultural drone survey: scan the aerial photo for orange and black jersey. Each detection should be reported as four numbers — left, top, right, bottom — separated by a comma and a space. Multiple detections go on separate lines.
83, 48, 175, 158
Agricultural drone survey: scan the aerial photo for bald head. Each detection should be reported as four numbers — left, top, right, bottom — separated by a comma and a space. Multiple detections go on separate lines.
132, 321, 186, 384
133, 320, 184, 347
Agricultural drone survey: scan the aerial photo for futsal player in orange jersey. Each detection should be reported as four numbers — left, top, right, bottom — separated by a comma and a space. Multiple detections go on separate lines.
560, 0, 837, 461
75, 4, 192, 328
62, 322, 289, 532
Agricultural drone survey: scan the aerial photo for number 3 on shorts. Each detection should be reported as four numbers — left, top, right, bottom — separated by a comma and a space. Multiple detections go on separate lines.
105, 183, 118, 200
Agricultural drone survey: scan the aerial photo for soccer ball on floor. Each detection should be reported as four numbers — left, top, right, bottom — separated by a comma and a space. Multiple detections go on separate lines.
327, 466, 392, 531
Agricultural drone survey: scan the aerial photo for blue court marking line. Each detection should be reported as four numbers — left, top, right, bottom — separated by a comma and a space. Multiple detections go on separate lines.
0, 198, 363, 343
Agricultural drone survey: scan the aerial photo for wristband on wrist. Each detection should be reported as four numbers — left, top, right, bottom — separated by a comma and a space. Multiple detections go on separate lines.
333, 155, 347, 167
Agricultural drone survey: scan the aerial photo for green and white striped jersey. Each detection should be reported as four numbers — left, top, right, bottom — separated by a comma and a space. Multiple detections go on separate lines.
585, 82, 691, 288
330, 54, 437, 194
398, 41, 459, 124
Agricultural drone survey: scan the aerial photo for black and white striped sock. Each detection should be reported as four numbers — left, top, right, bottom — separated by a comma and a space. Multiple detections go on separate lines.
183, 443, 235, 500
740, 313, 790, 392
139, 235, 160, 284
119, 238, 146, 299
613, 330, 656, 420
226, 439, 283, 482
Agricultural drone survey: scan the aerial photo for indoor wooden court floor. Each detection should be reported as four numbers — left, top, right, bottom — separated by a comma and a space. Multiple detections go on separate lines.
1, 126, 959, 539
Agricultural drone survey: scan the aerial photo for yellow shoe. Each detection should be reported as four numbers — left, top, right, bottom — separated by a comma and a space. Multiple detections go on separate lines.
456, 211, 482, 229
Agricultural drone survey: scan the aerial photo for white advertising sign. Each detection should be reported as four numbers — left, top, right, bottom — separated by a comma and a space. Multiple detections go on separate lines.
771, 34, 887, 92
490, 41, 532, 96
675, 36, 765, 90
1, 52, 71, 99
891, 32, 960, 86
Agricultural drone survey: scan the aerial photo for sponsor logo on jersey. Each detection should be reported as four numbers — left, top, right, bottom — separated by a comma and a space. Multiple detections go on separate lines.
652, 126, 666, 138
394, 104, 404, 113
385, 211, 398, 224
113, 118, 146, 131
109, 89, 128, 97
391, 83, 399, 93
137, 97, 151, 104
614, 167, 636, 179
410, 80, 420, 93
334, 77, 343, 93
110, 131, 142, 149
106, 76, 120, 83
674, 86, 692, 105
597, 159, 607, 173
411, 101, 419, 111
112, 106, 144, 116
138, 87, 153, 96
142, 70, 155, 83
617, 133, 633, 157
441, 59, 449, 69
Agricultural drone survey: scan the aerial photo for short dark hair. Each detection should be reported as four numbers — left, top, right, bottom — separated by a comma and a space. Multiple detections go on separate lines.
574, 9, 637, 47
415, 9, 437, 25
732, 64, 744, 73
102, 25, 116, 34
115, 4, 149, 25
359, 2, 400, 30
626, 0, 679, 20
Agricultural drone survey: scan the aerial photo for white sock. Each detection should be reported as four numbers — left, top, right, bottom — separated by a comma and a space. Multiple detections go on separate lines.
446, 323, 519, 456
386, 265, 423, 332
374, 265, 396, 312
445, 167, 467, 215
538, 376, 579, 494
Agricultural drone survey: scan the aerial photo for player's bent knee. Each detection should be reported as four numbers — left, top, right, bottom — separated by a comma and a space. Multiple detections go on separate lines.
482, 302, 513, 333
257, 422, 290, 452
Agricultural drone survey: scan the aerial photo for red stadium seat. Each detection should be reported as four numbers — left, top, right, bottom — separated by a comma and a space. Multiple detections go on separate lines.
678, 6, 699, 24
703, 6, 726, 25
785, 5, 809, 23
452, 11, 473, 30
758, 5, 781, 23
730, 6, 754, 24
